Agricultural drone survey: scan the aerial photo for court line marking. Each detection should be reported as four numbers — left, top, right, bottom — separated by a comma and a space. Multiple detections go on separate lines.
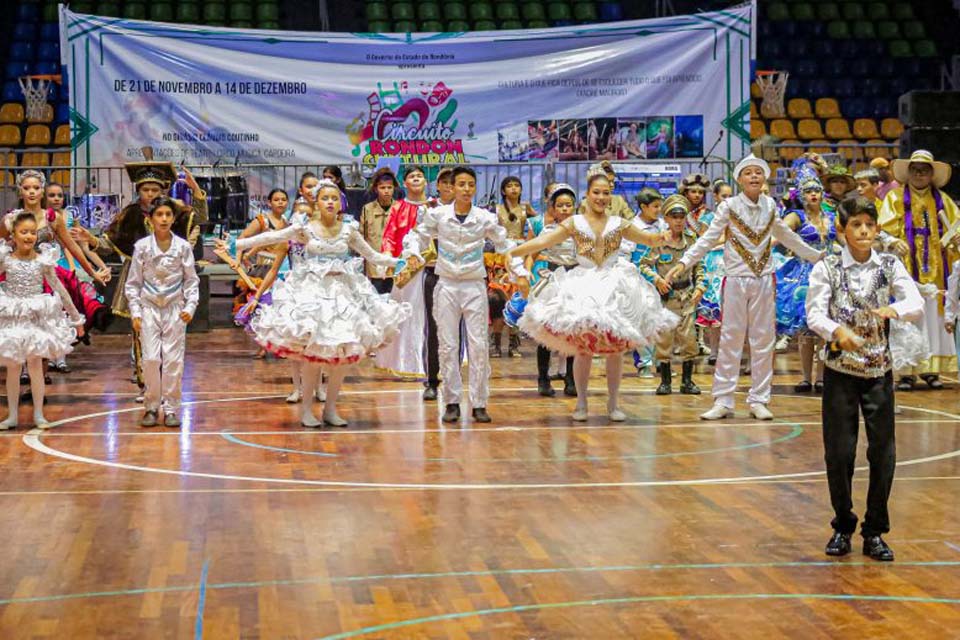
2, 560, 959, 607
194, 560, 209, 640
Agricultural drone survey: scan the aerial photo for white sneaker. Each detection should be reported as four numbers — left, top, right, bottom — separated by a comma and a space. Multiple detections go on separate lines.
572, 408, 589, 422
700, 404, 734, 420
749, 403, 774, 420
608, 408, 627, 422
315, 385, 326, 402
0, 415, 17, 430
301, 411, 322, 428
285, 389, 302, 403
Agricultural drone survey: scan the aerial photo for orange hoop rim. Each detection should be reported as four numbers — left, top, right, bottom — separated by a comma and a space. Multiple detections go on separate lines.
20, 74, 62, 84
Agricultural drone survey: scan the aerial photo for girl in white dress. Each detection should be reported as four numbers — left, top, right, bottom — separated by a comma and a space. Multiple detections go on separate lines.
220, 181, 410, 427
507, 174, 675, 422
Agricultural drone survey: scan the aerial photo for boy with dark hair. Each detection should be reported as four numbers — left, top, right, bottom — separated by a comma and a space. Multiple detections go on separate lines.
806, 196, 923, 561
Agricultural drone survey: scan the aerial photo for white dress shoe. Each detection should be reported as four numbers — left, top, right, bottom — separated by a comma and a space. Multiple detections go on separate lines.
700, 404, 734, 420
749, 403, 774, 420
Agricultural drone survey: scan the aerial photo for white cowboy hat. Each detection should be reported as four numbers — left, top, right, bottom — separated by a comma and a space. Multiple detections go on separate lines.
893, 149, 952, 189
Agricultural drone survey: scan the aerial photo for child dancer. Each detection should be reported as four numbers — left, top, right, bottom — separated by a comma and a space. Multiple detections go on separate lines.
224, 180, 410, 427
126, 197, 200, 428
806, 196, 923, 561
666, 154, 823, 420
0, 212, 84, 428
402, 166, 514, 423
359, 168, 398, 294
641, 195, 705, 395
508, 173, 673, 421
698, 180, 733, 365
491, 176, 534, 358
630, 188, 664, 377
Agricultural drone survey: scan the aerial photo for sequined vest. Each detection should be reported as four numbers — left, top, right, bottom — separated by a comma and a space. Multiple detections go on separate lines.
823, 253, 896, 378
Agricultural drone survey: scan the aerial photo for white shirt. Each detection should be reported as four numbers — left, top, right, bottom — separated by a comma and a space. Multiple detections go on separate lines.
805, 246, 923, 342
680, 193, 821, 277
403, 204, 513, 281
125, 234, 200, 319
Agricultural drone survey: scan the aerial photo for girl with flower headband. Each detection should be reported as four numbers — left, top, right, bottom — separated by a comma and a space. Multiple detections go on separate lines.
217, 179, 410, 427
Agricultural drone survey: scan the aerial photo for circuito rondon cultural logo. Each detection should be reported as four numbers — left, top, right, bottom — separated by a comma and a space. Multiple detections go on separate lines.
347, 80, 467, 166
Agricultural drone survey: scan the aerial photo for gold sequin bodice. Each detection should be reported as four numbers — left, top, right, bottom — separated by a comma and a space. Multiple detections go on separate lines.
564, 214, 626, 266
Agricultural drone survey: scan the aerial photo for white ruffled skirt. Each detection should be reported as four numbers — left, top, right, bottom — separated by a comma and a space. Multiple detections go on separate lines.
250, 259, 411, 365
518, 258, 678, 356
0, 294, 77, 362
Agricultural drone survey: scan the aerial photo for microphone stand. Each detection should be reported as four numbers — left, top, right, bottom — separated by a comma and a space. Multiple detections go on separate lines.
700, 130, 724, 169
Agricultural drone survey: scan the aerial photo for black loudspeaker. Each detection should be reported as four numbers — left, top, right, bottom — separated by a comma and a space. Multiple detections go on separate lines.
899, 129, 960, 165
899, 91, 960, 128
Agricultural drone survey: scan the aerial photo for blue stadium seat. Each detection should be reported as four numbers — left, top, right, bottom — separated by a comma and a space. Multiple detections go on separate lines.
807, 78, 830, 97
1, 82, 22, 103
37, 43, 59, 63
861, 40, 886, 58
773, 21, 797, 38
871, 98, 895, 119
45, 83, 60, 103
785, 77, 807, 98
875, 58, 896, 78
785, 40, 808, 58
832, 78, 856, 98
9, 42, 36, 62
822, 58, 846, 77
836, 40, 859, 59
55, 103, 70, 124
34, 61, 60, 76
39, 23, 60, 42
860, 81, 883, 98
13, 23, 36, 41
805, 21, 826, 38
845, 98, 868, 119
887, 76, 910, 96
17, 4, 40, 21
795, 59, 819, 77
5, 61, 31, 79
760, 40, 782, 59
900, 58, 923, 78
818, 40, 837, 58
598, 1, 622, 21
759, 22, 774, 39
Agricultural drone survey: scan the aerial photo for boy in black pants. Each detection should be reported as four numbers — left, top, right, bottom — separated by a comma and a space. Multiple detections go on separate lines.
805, 196, 923, 561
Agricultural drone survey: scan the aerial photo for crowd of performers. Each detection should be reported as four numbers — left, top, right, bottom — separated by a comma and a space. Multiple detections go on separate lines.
2, 149, 958, 561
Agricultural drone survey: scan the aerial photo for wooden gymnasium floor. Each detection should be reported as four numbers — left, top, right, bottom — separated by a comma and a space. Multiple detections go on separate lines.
2, 329, 960, 639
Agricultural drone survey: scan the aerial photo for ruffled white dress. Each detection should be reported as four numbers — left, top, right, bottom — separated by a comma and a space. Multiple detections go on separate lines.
234, 220, 411, 365
0, 244, 82, 362
519, 215, 678, 356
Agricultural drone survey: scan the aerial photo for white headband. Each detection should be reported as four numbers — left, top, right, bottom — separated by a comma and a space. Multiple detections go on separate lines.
16, 169, 46, 189
309, 178, 341, 198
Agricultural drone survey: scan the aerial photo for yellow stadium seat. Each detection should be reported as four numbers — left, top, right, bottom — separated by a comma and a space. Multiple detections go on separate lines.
880, 118, 904, 139
864, 139, 890, 160
836, 139, 863, 161
50, 169, 71, 186
2, 152, 16, 167
54, 124, 70, 146
769, 119, 797, 140
807, 139, 833, 154
814, 98, 841, 119
797, 118, 824, 140
787, 98, 814, 119
750, 101, 759, 119
768, 161, 782, 174
751, 119, 767, 140
751, 82, 762, 99
825, 118, 853, 140
24, 124, 51, 146
0, 124, 22, 146
853, 118, 880, 140
0, 103, 24, 124
52, 151, 70, 166
779, 143, 805, 162
21, 152, 50, 167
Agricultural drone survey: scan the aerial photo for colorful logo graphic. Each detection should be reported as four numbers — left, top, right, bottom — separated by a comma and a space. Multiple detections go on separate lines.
347, 81, 467, 166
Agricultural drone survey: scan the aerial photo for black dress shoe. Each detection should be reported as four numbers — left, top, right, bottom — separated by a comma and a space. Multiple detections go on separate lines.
814, 381, 824, 394
56, 362, 71, 374
537, 378, 556, 397
43, 374, 52, 385
921, 374, 944, 389
19, 372, 29, 385
563, 379, 577, 397
863, 535, 894, 561
422, 386, 438, 401
825, 531, 852, 556
794, 380, 812, 393
472, 407, 492, 423
442, 403, 460, 423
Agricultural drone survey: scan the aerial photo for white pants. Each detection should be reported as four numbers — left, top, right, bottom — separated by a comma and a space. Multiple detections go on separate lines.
140, 302, 187, 413
713, 275, 775, 408
434, 278, 489, 407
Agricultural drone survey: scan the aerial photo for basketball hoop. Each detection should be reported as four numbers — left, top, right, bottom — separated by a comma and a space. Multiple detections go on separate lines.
755, 70, 788, 119
18, 74, 61, 121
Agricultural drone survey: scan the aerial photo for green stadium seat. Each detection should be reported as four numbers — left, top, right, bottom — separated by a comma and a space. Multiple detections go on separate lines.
815, 3, 839, 21
852, 21, 876, 39
469, 2, 494, 21
841, 3, 864, 21
914, 39, 937, 57
258, 20, 281, 29
256, 2, 280, 22
474, 19, 497, 30
123, 2, 147, 19
573, 2, 597, 21
420, 20, 443, 30
96, 2, 120, 16
418, 3, 441, 21
393, 19, 416, 31
500, 19, 523, 29
876, 21, 900, 40
902, 21, 926, 39
368, 20, 390, 32
446, 19, 470, 30
202, 3, 227, 22
790, 3, 814, 20
72, 1, 94, 13
366, 2, 388, 21
391, 3, 414, 20
229, 3, 253, 21
42, 3, 58, 22
231, 21, 253, 28
526, 19, 549, 28
547, 2, 571, 21
888, 39, 912, 57
521, 2, 545, 21
826, 20, 850, 39
444, 3, 467, 20
767, 3, 789, 21
891, 3, 913, 20
867, 2, 889, 20
176, 3, 201, 23
149, 3, 174, 21
496, 2, 519, 20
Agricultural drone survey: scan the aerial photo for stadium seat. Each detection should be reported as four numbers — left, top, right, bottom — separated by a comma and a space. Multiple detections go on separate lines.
807, 139, 833, 154
55, 102, 69, 125
39, 23, 59, 41
495, 2, 519, 21
6, 62, 31, 79
750, 119, 767, 140
864, 140, 891, 159
547, 1, 572, 21
150, 3, 175, 21
54, 123, 70, 145
177, 3, 201, 22
418, 3, 440, 21
474, 19, 497, 30
914, 40, 937, 57
42, 3, 59, 22
97, 2, 121, 16
123, 3, 147, 19
522, 2, 546, 21
393, 20, 416, 31
869, 2, 890, 20
787, 98, 813, 119
572, 2, 597, 21
891, 3, 914, 20
825, 118, 853, 139
0, 104, 25, 125
256, 2, 280, 22
827, 21, 850, 39
52, 151, 70, 167
889, 40, 914, 58
202, 3, 227, 22
21, 152, 50, 167
795, 59, 819, 77
779, 143, 805, 162
368, 20, 390, 32
13, 24, 36, 41
445, 3, 467, 20
876, 21, 900, 40
597, 2, 622, 21
469, 2, 494, 20
835, 139, 863, 161
769, 119, 797, 140
17, 4, 40, 21
842, 3, 865, 21
797, 118, 824, 140
902, 21, 926, 40
417, 20, 441, 30
50, 170, 70, 186
821, 58, 846, 78
37, 42, 59, 62
767, 3, 789, 20
880, 118, 904, 139
0, 125, 21, 147
832, 78, 856, 98
258, 20, 281, 29
814, 98, 841, 119
1, 83, 21, 104
500, 19, 523, 29
9, 42, 35, 63
35, 61, 60, 76
229, 2, 253, 21
72, 2, 95, 13
790, 3, 814, 20
526, 19, 549, 28
816, 4, 840, 21
750, 101, 759, 120
785, 40, 808, 58
24, 124, 51, 145
852, 22, 876, 39
853, 118, 880, 139
366, 3, 388, 21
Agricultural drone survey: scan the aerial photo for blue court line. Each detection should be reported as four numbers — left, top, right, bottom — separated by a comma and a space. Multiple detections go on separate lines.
220, 425, 803, 463
314, 592, 960, 639
194, 560, 209, 640
2, 560, 959, 607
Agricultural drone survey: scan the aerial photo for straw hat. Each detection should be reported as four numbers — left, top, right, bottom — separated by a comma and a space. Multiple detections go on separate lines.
892, 149, 952, 189
822, 164, 856, 192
